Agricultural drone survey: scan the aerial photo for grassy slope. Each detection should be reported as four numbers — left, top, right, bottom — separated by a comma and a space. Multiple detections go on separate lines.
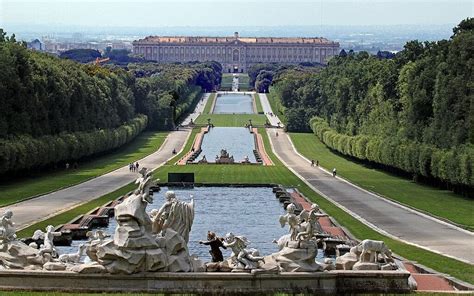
290, 132, 474, 230
0, 132, 167, 207
254, 93, 264, 113
202, 93, 216, 114
195, 114, 267, 127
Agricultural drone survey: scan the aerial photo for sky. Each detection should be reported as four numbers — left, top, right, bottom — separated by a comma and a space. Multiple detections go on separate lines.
0, 0, 472, 28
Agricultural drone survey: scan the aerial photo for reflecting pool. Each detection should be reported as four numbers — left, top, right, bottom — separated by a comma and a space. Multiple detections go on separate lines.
194, 127, 256, 163
213, 93, 253, 114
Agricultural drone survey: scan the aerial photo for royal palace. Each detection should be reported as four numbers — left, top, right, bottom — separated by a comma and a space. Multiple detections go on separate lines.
133, 32, 340, 72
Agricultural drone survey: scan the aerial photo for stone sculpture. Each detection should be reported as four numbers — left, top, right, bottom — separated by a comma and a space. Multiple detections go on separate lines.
93, 171, 195, 273
151, 191, 194, 243
0, 210, 16, 244
215, 149, 235, 164
223, 232, 264, 270
267, 203, 325, 272
32, 225, 61, 258
336, 239, 396, 271
0, 211, 47, 270
59, 244, 87, 264
279, 203, 299, 241
199, 231, 227, 262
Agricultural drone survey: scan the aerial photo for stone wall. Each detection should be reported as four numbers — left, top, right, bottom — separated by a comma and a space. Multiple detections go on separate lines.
0, 270, 411, 294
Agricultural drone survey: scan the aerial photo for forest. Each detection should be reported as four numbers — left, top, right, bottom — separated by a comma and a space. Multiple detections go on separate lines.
269, 19, 473, 192
0, 30, 221, 174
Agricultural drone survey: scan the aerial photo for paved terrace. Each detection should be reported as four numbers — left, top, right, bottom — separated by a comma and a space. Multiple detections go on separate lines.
258, 93, 474, 264
0, 93, 211, 230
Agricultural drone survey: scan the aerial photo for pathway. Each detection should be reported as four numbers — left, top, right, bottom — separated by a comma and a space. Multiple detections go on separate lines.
258, 92, 281, 126
259, 93, 474, 264
1, 93, 211, 230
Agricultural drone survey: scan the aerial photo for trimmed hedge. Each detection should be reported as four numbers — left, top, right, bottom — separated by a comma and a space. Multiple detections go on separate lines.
0, 115, 148, 174
310, 117, 474, 187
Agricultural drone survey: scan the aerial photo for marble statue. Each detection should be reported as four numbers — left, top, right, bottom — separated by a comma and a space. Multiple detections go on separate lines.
71, 170, 198, 274
336, 239, 396, 271
151, 191, 194, 243
279, 203, 299, 241
59, 244, 87, 264
199, 231, 227, 262
223, 232, 264, 270
85, 230, 109, 262
0, 210, 16, 243
33, 225, 61, 258
353, 239, 393, 263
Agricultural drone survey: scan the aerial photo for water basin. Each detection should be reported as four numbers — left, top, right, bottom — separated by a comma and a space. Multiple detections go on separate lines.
194, 127, 256, 163
57, 187, 292, 262
213, 93, 253, 114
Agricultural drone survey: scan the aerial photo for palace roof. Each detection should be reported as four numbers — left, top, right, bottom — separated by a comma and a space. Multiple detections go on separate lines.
133, 35, 338, 45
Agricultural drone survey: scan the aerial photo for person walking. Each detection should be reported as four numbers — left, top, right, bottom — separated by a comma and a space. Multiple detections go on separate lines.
311, 159, 315, 167
135, 162, 139, 171
316, 160, 319, 167
332, 168, 337, 177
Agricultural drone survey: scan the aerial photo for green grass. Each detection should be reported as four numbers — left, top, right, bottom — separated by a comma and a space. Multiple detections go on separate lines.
0, 132, 168, 207
15, 126, 474, 285
267, 89, 287, 123
254, 93, 264, 114
195, 114, 267, 127
202, 93, 216, 114
290, 132, 474, 230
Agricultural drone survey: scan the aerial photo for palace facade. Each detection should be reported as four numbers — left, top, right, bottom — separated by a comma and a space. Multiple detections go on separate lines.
132, 32, 339, 73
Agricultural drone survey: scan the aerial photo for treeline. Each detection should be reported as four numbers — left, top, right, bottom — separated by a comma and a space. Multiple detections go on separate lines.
270, 19, 474, 191
131, 61, 222, 129
311, 117, 473, 189
248, 63, 321, 93
0, 115, 147, 174
0, 29, 222, 174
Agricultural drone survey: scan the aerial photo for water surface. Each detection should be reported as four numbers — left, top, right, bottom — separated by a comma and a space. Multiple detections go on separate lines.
195, 127, 256, 163
213, 93, 253, 114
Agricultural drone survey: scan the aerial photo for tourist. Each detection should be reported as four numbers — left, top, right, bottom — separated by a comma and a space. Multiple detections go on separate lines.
135, 162, 139, 171
65, 163, 70, 170
332, 168, 337, 177
311, 159, 315, 167
172, 148, 177, 154
316, 160, 319, 167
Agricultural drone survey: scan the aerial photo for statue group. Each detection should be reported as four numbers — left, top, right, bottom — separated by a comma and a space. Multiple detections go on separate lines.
0, 173, 396, 274
0, 168, 200, 274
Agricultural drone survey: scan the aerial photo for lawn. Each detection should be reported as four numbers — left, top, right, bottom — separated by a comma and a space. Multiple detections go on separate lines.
194, 114, 267, 127
0, 132, 168, 207
254, 93, 264, 114
202, 93, 216, 114
14, 126, 474, 285
290, 132, 474, 230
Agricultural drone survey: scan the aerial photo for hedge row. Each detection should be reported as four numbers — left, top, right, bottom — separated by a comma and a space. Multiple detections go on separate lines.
310, 117, 474, 187
0, 115, 148, 174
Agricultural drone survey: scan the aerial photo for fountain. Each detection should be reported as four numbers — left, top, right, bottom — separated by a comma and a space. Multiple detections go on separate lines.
0, 174, 412, 293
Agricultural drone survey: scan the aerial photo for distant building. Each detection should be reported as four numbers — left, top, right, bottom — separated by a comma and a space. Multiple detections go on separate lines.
133, 32, 340, 72
27, 39, 43, 51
